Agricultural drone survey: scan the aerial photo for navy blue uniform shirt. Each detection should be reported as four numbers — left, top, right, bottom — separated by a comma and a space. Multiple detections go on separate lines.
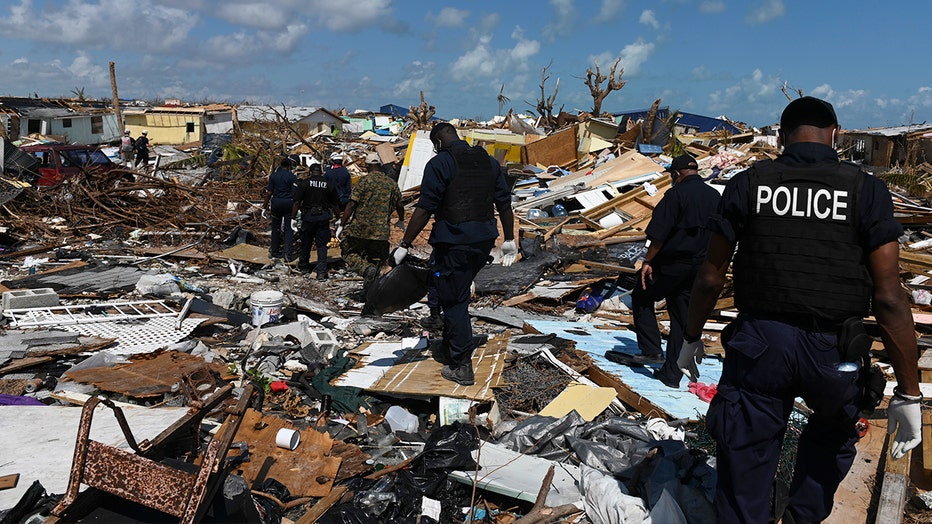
293, 175, 340, 220
711, 142, 903, 251
324, 165, 352, 204
267, 167, 297, 199
417, 140, 512, 245
646, 174, 722, 264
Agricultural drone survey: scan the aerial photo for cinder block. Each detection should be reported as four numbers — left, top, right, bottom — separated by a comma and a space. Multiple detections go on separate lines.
2, 288, 60, 311
307, 328, 339, 360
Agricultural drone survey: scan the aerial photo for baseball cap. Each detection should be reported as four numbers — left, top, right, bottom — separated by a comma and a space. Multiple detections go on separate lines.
780, 96, 838, 135
330, 152, 343, 161
666, 154, 698, 172
365, 152, 381, 165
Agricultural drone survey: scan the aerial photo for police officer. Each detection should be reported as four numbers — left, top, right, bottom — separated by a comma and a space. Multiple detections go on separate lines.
630, 154, 720, 389
292, 163, 341, 280
263, 156, 298, 261
392, 122, 517, 386
680, 96, 922, 523
325, 152, 352, 209
337, 152, 405, 292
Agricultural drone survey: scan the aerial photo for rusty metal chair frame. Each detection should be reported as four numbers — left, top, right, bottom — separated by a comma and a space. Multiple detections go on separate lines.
48, 383, 256, 523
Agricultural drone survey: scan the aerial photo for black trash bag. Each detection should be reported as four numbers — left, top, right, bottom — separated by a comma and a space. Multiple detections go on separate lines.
395, 422, 480, 502
253, 478, 290, 524
363, 256, 430, 316
0, 480, 52, 524
621, 442, 716, 524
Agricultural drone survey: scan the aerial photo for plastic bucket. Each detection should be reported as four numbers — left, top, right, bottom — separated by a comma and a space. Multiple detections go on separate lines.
250, 290, 284, 327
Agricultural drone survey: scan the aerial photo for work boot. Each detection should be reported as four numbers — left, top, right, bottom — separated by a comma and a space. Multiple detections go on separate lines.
441, 362, 475, 386
316, 271, 329, 281
428, 339, 454, 365
420, 310, 444, 330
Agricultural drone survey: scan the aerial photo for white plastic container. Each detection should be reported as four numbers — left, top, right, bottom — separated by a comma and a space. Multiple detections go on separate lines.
275, 428, 301, 450
385, 405, 419, 433
250, 290, 284, 327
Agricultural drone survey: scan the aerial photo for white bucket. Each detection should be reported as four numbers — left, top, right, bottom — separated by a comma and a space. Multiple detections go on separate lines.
250, 290, 284, 327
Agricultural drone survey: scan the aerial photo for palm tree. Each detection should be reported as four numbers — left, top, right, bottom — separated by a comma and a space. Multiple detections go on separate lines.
497, 84, 510, 116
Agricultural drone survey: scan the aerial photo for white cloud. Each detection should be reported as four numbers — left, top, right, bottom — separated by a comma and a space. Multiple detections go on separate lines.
303, 0, 391, 32
699, 1, 726, 14
450, 26, 540, 82
67, 52, 106, 82
543, 0, 577, 40
708, 69, 781, 111
692, 65, 713, 81
394, 61, 436, 98
0, 0, 197, 53
909, 86, 932, 108
746, 0, 785, 24
597, 0, 626, 20
810, 84, 866, 109
639, 10, 659, 29
216, 3, 290, 30
430, 7, 469, 28
619, 38, 655, 76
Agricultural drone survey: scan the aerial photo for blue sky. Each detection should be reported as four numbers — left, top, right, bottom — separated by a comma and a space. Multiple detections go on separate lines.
0, 0, 929, 130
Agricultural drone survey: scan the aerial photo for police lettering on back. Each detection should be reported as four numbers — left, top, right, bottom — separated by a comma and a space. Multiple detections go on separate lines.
306, 179, 328, 189
755, 184, 848, 220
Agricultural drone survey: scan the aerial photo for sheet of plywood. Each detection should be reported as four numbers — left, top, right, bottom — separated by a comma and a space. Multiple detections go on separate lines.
363, 334, 509, 401
549, 149, 663, 191
64, 351, 228, 398
524, 124, 578, 167
211, 243, 273, 265
231, 409, 340, 498
539, 382, 618, 421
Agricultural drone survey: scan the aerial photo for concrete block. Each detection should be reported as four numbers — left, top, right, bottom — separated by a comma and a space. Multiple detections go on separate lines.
306, 328, 339, 361
2, 288, 60, 311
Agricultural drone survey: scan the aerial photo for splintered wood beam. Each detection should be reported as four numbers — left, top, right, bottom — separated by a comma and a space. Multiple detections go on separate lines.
874, 434, 911, 524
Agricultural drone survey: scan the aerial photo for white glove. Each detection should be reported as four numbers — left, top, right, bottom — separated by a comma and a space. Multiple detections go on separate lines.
677, 338, 704, 382
392, 246, 408, 266
501, 240, 518, 267
291, 218, 300, 231
888, 393, 922, 460
335, 226, 344, 240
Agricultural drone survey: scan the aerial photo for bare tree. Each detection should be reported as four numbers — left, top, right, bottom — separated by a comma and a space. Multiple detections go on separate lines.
525, 62, 562, 128
781, 81, 804, 101
584, 57, 626, 117
406, 91, 436, 130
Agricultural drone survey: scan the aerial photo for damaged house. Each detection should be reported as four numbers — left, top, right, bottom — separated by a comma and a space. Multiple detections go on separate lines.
0, 96, 120, 145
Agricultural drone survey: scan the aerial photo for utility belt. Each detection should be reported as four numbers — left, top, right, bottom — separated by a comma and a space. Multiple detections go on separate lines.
759, 313, 840, 333
302, 206, 329, 218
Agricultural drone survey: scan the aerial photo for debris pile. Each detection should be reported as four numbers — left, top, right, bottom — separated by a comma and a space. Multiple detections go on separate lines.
1, 103, 932, 524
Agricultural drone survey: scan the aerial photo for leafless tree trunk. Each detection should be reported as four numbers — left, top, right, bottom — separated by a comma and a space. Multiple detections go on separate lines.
584, 57, 626, 117
405, 91, 435, 130
781, 81, 804, 101
110, 62, 123, 132
527, 63, 561, 128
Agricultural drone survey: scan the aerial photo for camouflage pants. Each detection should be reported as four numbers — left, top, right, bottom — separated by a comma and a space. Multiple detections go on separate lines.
340, 236, 389, 276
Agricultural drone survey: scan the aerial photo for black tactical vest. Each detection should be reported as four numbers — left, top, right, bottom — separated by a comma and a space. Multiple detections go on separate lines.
437, 146, 497, 224
733, 160, 872, 323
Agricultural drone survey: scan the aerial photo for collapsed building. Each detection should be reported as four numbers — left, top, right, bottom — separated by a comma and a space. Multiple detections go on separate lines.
0, 99, 931, 524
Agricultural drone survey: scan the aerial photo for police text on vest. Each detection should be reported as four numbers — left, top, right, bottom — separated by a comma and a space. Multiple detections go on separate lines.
755, 186, 848, 220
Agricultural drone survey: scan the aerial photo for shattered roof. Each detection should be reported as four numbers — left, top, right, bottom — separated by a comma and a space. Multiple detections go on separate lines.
845, 123, 932, 136
236, 105, 348, 123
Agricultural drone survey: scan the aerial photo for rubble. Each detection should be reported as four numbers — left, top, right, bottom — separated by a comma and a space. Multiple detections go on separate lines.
0, 100, 931, 524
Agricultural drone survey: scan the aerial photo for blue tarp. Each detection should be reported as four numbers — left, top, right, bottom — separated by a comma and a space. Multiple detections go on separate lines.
524, 320, 722, 420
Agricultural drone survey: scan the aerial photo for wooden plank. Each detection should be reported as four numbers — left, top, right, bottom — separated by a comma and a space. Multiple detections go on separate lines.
875, 433, 911, 524
0, 356, 53, 375
923, 410, 932, 478
578, 259, 638, 274
0, 474, 19, 490
294, 485, 350, 524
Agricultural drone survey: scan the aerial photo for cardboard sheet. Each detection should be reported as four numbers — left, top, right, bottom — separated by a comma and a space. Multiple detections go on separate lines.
231, 409, 341, 498
539, 382, 618, 421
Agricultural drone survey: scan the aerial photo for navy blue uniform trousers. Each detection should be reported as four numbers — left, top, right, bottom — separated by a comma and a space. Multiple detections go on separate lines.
631, 261, 699, 384
269, 197, 293, 259
708, 316, 861, 523
299, 217, 331, 273
430, 240, 493, 364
